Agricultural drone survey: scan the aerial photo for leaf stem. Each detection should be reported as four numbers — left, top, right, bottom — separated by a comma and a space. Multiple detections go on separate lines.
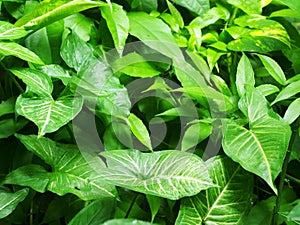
271, 130, 297, 225
286, 174, 300, 184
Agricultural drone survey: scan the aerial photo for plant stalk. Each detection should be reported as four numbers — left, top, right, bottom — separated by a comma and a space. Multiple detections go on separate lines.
271, 130, 297, 225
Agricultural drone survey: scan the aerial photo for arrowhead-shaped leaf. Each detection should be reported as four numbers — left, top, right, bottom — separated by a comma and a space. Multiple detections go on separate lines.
175, 156, 253, 225
4, 134, 116, 200
222, 88, 291, 193
99, 150, 215, 200
0, 188, 29, 219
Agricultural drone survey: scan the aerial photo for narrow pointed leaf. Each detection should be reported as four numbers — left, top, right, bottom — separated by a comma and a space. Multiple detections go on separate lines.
236, 53, 255, 96
102, 219, 156, 225
5, 134, 116, 200
257, 54, 286, 85
100, 150, 215, 200
256, 84, 279, 97
127, 113, 152, 150
272, 79, 300, 105
101, 3, 129, 55
15, 0, 106, 30
0, 188, 29, 219
0, 21, 28, 40
283, 98, 300, 124
0, 42, 44, 65
175, 156, 253, 225
16, 95, 83, 137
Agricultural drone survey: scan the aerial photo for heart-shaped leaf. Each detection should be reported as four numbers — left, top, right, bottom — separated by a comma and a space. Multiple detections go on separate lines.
99, 149, 215, 200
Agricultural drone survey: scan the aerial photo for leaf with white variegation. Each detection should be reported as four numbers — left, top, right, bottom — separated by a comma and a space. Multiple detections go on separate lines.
175, 156, 253, 225
4, 134, 116, 200
0, 42, 44, 65
99, 150, 215, 200
0, 188, 29, 219
222, 88, 291, 194
16, 95, 83, 137
101, 3, 129, 55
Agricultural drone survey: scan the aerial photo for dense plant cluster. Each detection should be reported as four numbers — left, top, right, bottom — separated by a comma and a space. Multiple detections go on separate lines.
0, 0, 300, 224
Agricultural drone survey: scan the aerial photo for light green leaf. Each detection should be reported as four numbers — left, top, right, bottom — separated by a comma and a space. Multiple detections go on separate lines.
236, 53, 255, 96
256, 84, 280, 97
257, 54, 286, 85
272, 80, 300, 105
146, 195, 161, 223
288, 201, 300, 222
101, 3, 129, 55
270, 9, 300, 18
16, 95, 83, 137
283, 98, 300, 124
0, 42, 44, 65
99, 150, 215, 200
222, 89, 291, 194
186, 51, 211, 82
277, 0, 300, 15
15, 0, 106, 30
102, 219, 156, 225
111, 52, 161, 77
226, 0, 262, 15
170, 0, 210, 15
68, 199, 116, 225
181, 121, 212, 151
10, 68, 53, 97
175, 156, 253, 225
128, 12, 183, 61
60, 32, 94, 71
0, 188, 29, 219
40, 64, 72, 86
0, 21, 27, 40
127, 113, 152, 151
5, 134, 116, 200
166, 0, 184, 28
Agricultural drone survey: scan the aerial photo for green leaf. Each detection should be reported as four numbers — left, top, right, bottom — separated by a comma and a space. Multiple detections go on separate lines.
16, 95, 83, 137
60, 32, 94, 71
175, 156, 253, 225
236, 53, 255, 96
5, 134, 116, 200
226, 0, 262, 15
170, 0, 210, 15
288, 201, 300, 222
40, 64, 72, 86
228, 15, 290, 52
283, 98, 300, 124
0, 97, 15, 117
256, 84, 280, 97
272, 80, 300, 105
128, 12, 183, 61
10, 68, 53, 97
276, 0, 300, 15
99, 150, 215, 200
146, 195, 161, 223
0, 188, 29, 219
111, 52, 161, 77
101, 3, 129, 55
127, 113, 152, 151
181, 121, 212, 151
68, 199, 116, 225
256, 54, 286, 85
222, 89, 291, 194
102, 219, 156, 225
0, 21, 27, 40
15, 0, 106, 30
0, 42, 44, 65
166, 0, 184, 28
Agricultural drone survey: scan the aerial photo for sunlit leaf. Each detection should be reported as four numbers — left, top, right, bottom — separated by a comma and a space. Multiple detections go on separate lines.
283, 98, 300, 124
236, 53, 255, 96
272, 80, 300, 104
0, 21, 27, 40
226, 0, 262, 15
170, 0, 210, 15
